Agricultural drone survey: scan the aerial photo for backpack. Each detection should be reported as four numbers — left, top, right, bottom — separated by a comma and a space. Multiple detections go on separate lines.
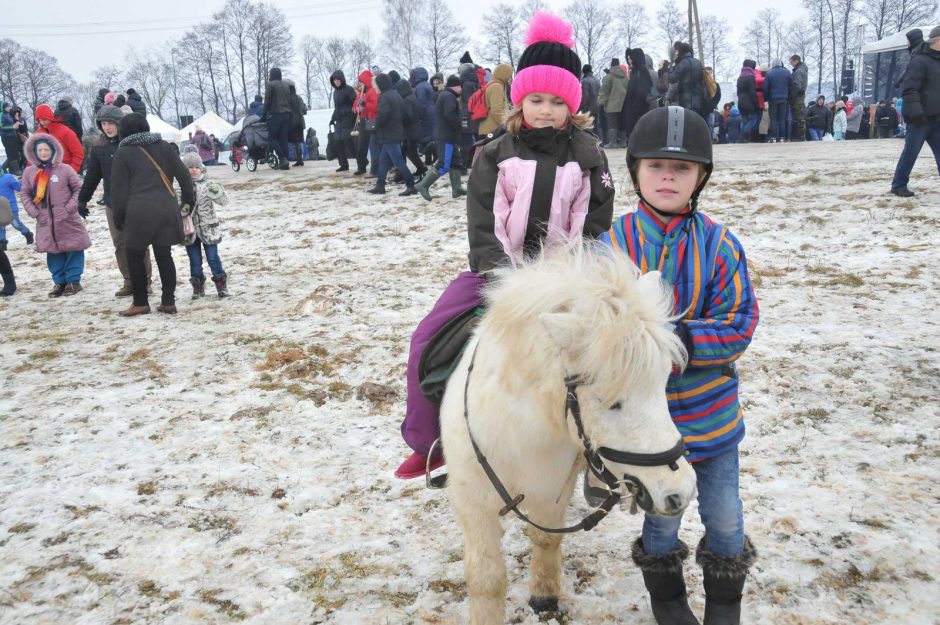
0, 197, 12, 227
703, 70, 718, 100
467, 83, 490, 121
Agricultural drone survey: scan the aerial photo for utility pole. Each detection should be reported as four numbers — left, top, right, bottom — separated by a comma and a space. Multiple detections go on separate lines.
688, 0, 704, 61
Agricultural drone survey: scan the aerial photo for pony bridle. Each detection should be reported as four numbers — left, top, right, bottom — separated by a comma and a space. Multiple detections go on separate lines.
564, 374, 687, 517
461, 341, 688, 534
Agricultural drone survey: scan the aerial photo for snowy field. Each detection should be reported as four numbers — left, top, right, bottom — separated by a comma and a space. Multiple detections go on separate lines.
1, 139, 938, 625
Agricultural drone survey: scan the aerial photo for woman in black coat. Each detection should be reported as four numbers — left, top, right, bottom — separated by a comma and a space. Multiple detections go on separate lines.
621, 48, 653, 140
110, 113, 196, 316
396, 78, 428, 179
287, 80, 307, 166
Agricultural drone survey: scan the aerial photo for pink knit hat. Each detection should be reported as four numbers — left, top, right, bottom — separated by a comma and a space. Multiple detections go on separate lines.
104, 92, 116, 105
510, 11, 583, 114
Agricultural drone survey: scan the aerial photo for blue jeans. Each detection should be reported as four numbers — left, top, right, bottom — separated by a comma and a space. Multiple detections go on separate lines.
892, 120, 940, 190
808, 128, 824, 141
740, 112, 760, 136
46, 251, 84, 284
0, 209, 32, 242
769, 100, 788, 141
434, 143, 457, 174
377, 142, 415, 188
185, 239, 225, 280
642, 448, 744, 557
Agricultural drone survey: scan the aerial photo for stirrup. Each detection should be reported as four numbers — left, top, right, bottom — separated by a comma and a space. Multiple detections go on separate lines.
425, 437, 448, 489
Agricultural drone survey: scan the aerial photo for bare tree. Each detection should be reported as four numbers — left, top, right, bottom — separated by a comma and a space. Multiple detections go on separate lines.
348, 29, 375, 76
20, 48, 72, 114
217, 0, 254, 116
893, 0, 939, 29
485, 3, 525, 66
804, 0, 833, 96
518, 0, 548, 22
564, 0, 615, 67
614, 2, 650, 53
382, 0, 426, 71
423, 1, 467, 73
0, 39, 24, 106
700, 15, 734, 81
91, 65, 124, 91
656, 0, 685, 61
125, 50, 173, 117
250, 1, 294, 101
299, 36, 324, 110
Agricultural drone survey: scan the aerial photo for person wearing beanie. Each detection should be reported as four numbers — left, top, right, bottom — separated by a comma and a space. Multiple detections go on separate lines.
398, 12, 615, 501
736, 60, 761, 143
598, 56, 629, 147
104, 92, 116, 106
413, 74, 465, 200
459, 51, 473, 65
457, 61, 482, 168
580, 63, 601, 135
94, 88, 110, 115
248, 94, 264, 117
110, 113, 196, 316
180, 150, 230, 299
32, 104, 83, 173
890, 24, 940, 197
78, 104, 154, 297
262, 67, 293, 170
666, 41, 705, 118
125, 88, 147, 115
789, 54, 809, 141
366, 73, 417, 196
599, 105, 759, 625
19, 133, 89, 296
113, 93, 126, 108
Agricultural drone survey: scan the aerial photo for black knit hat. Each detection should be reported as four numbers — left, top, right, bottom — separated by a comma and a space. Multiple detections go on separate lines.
582, 64, 592, 74
445, 74, 460, 88
460, 51, 473, 64
610, 58, 620, 67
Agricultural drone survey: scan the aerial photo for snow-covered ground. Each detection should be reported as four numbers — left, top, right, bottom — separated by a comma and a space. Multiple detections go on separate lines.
1, 139, 938, 625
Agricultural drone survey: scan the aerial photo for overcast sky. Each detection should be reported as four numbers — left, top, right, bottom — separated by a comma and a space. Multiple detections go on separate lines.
2, 0, 822, 84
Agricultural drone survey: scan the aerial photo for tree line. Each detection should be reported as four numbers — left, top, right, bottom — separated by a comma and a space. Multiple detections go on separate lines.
0, 0, 936, 129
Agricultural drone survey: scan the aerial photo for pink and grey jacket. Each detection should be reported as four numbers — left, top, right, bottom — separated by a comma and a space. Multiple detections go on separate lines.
19, 133, 89, 254
466, 125, 614, 273
600, 204, 759, 462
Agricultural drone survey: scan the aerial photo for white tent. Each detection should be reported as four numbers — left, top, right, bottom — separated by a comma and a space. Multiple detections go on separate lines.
146, 115, 181, 143
861, 26, 934, 54
178, 111, 235, 144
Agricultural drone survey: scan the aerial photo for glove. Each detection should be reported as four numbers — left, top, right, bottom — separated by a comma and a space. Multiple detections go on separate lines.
77, 202, 89, 219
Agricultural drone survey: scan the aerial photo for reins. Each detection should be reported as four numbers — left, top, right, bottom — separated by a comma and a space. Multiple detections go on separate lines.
460, 342, 686, 534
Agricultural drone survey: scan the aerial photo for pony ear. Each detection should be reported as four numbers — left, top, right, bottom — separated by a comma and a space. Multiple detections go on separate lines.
539, 312, 579, 351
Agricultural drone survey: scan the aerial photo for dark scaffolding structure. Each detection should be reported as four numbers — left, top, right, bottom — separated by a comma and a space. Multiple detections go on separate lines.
863, 49, 911, 102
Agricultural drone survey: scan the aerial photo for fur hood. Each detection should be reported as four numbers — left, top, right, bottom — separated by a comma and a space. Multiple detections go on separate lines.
24, 132, 65, 167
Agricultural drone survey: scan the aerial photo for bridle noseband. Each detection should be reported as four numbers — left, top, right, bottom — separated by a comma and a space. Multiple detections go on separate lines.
462, 344, 687, 534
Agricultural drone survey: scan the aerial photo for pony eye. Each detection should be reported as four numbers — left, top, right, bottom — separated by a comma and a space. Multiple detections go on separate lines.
609, 402, 622, 411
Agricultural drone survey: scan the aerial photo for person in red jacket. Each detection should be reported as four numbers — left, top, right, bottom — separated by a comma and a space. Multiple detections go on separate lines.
354, 69, 379, 175
34, 104, 83, 173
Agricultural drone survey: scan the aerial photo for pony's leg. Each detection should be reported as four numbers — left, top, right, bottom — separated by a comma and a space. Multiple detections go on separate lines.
454, 503, 507, 625
526, 526, 564, 613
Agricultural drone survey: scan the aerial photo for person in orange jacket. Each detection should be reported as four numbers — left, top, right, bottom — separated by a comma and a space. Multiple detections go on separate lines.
33, 104, 83, 173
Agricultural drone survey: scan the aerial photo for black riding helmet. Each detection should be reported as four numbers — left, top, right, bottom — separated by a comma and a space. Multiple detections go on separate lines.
626, 106, 713, 217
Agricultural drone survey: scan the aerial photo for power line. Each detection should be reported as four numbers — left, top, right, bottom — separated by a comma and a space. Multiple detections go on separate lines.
0, 2, 381, 37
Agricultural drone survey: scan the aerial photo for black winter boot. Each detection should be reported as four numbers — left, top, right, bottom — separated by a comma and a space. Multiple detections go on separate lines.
212, 274, 229, 298
696, 536, 757, 625
632, 538, 701, 625
190, 277, 206, 299
1, 271, 15, 296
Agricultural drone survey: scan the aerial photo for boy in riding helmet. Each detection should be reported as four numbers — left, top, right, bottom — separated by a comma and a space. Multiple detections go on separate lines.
394, 11, 615, 479
598, 106, 759, 625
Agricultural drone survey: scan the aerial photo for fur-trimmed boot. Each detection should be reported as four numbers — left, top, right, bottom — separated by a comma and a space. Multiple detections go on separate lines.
448, 168, 466, 198
632, 538, 701, 625
696, 536, 757, 625
190, 277, 206, 299
212, 274, 229, 298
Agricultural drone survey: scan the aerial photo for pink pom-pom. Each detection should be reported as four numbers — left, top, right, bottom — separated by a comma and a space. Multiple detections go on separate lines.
524, 10, 575, 48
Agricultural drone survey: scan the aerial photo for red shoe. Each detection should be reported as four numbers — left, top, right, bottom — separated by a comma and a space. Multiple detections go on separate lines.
394, 451, 445, 479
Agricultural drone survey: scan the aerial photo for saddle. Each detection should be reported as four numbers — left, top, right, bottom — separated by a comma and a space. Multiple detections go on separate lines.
418, 306, 485, 404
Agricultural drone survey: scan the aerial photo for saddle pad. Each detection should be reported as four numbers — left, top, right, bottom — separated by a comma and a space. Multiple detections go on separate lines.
418, 306, 484, 404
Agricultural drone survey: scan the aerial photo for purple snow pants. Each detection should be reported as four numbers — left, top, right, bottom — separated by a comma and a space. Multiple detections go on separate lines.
401, 271, 487, 456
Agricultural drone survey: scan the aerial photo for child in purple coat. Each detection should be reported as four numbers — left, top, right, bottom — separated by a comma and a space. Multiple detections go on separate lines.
20, 133, 90, 296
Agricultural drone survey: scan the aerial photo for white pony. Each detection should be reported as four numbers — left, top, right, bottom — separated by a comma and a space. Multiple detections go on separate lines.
439, 244, 698, 625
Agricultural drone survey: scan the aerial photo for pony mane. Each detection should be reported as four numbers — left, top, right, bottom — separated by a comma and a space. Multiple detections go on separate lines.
483, 242, 687, 402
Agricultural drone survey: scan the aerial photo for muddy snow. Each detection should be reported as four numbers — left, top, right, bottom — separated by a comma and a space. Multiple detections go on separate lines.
1, 139, 938, 625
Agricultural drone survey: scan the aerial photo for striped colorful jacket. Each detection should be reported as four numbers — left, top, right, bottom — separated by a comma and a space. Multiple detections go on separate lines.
599, 203, 759, 462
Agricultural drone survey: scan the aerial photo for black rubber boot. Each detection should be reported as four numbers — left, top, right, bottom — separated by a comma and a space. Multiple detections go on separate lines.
697, 536, 757, 625
632, 538, 701, 625
0, 271, 16, 296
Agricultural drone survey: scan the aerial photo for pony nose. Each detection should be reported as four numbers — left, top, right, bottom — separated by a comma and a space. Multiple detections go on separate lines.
664, 493, 685, 514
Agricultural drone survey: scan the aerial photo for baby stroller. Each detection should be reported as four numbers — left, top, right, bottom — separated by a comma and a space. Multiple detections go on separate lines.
239, 114, 279, 171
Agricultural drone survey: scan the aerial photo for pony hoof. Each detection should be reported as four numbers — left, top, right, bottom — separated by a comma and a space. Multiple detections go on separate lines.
528, 595, 559, 613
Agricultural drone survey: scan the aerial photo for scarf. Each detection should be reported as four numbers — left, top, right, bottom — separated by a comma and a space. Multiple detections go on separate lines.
118, 132, 162, 148
32, 163, 52, 204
